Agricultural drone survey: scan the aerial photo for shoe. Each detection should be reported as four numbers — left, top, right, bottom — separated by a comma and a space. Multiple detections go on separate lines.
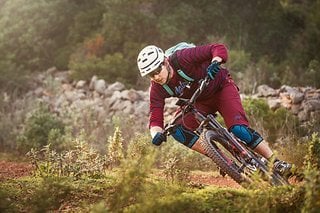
273, 160, 293, 178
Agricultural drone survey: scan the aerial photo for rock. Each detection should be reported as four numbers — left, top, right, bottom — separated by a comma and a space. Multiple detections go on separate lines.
25, 70, 320, 131
302, 100, 320, 112
279, 93, 292, 109
290, 92, 304, 104
123, 101, 135, 114
291, 104, 301, 115
280, 85, 304, 104
34, 87, 44, 97
94, 79, 106, 94
120, 89, 142, 102
298, 110, 309, 122
76, 80, 86, 89
54, 71, 71, 83
89, 75, 98, 90
62, 83, 73, 91
267, 99, 281, 110
109, 91, 122, 107
257, 85, 277, 97
108, 82, 125, 92
46, 67, 58, 75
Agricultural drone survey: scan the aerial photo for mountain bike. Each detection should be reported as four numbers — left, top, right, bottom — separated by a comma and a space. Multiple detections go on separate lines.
163, 76, 289, 186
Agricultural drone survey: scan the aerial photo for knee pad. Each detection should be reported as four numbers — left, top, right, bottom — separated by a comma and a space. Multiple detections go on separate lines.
230, 125, 263, 149
171, 125, 199, 148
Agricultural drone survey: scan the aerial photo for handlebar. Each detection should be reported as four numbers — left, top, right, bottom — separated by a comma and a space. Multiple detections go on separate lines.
188, 75, 210, 105
163, 75, 211, 135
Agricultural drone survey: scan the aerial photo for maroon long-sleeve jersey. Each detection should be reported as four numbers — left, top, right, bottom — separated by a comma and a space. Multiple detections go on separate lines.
149, 43, 230, 129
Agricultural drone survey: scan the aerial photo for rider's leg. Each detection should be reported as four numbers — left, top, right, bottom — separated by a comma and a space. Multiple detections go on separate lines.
230, 124, 292, 176
215, 80, 292, 176
214, 79, 274, 159
170, 124, 207, 155
171, 104, 212, 155
253, 141, 273, 159
229, 124, 273, 159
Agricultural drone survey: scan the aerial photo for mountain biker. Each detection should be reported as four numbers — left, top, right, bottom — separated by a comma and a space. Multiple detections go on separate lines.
137, 43, 292, 178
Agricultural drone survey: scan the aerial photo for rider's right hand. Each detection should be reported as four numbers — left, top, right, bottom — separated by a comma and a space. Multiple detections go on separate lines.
152, 132, 167, 146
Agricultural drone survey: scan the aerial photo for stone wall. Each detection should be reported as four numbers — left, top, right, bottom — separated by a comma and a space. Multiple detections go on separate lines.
255, 84, 320, 122
28, 69, 320, 126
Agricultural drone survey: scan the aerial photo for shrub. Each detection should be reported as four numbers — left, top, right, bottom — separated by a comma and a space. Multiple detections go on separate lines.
304, 133, 320, 169
242, 98, 302, 143
304, 59, 320, 88
108, 133, 157, 211
163, 156, 191, 184
18, 104, 65, 152
303, 133, 320, 212
274, 138, 308, 168
29, 177, 72, 212
68, 34, 132, 85
27, 129, 109, 179
0, 187, 15, 212
107, 126, 125, 168
0, 91, 36, 151
228, 50, 251, 73
158, 137, 216, 172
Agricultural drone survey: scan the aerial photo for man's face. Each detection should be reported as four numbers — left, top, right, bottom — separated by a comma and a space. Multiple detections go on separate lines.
148, 60, 170, 85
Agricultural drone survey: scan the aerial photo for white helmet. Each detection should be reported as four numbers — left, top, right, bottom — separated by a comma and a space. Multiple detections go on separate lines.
137, 45, 165, 77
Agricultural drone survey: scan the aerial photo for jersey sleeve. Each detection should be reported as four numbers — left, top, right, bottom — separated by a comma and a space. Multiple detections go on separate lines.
178, 43, 228, 68
148, 82, 169, 129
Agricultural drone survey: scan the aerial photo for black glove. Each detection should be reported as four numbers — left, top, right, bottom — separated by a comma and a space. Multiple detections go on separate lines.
207, 61, 221, 80
152, 132, 166, 146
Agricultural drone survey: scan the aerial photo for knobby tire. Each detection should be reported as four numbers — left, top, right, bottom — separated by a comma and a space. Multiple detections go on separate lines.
200, 130, 250, 185
200, 130, 289, 186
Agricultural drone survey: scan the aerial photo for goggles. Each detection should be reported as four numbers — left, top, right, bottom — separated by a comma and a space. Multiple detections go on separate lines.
148, 62, 164, 78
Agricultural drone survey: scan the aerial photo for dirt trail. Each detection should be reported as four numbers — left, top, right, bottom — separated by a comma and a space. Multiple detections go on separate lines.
0, 160, 33, 181
189, 173, 241, 188
0, 160, 240, 188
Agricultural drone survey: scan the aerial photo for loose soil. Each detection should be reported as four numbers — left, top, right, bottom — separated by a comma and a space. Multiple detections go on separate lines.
0, 160, 33, 181
189, 172, 241, 188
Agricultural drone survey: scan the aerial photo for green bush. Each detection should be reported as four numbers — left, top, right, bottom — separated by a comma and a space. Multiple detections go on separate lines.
242, 98, 302, 143
69, 53, 130, 83
305, 59, 320, 88
228, 50, 251, 72
18, 104, 65, 152
108, 133, 157, 211
303, 133, 320, 212
107, 126, 125, 168
0, 92, 36, 151
0, 187, 15, 212
231, 56, 281, 94
27, 130, 108, 179
29, 177, 72, 212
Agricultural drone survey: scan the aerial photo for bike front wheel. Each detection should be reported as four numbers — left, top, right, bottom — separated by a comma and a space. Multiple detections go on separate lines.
200, 130, 289, 186
200, 130, 251, 185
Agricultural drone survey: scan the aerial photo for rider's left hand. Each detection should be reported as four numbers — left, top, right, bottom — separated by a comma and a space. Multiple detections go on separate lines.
207, 61, 221, 80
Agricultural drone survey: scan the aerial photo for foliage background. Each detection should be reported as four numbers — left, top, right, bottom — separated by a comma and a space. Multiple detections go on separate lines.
0, 0, 319, 92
